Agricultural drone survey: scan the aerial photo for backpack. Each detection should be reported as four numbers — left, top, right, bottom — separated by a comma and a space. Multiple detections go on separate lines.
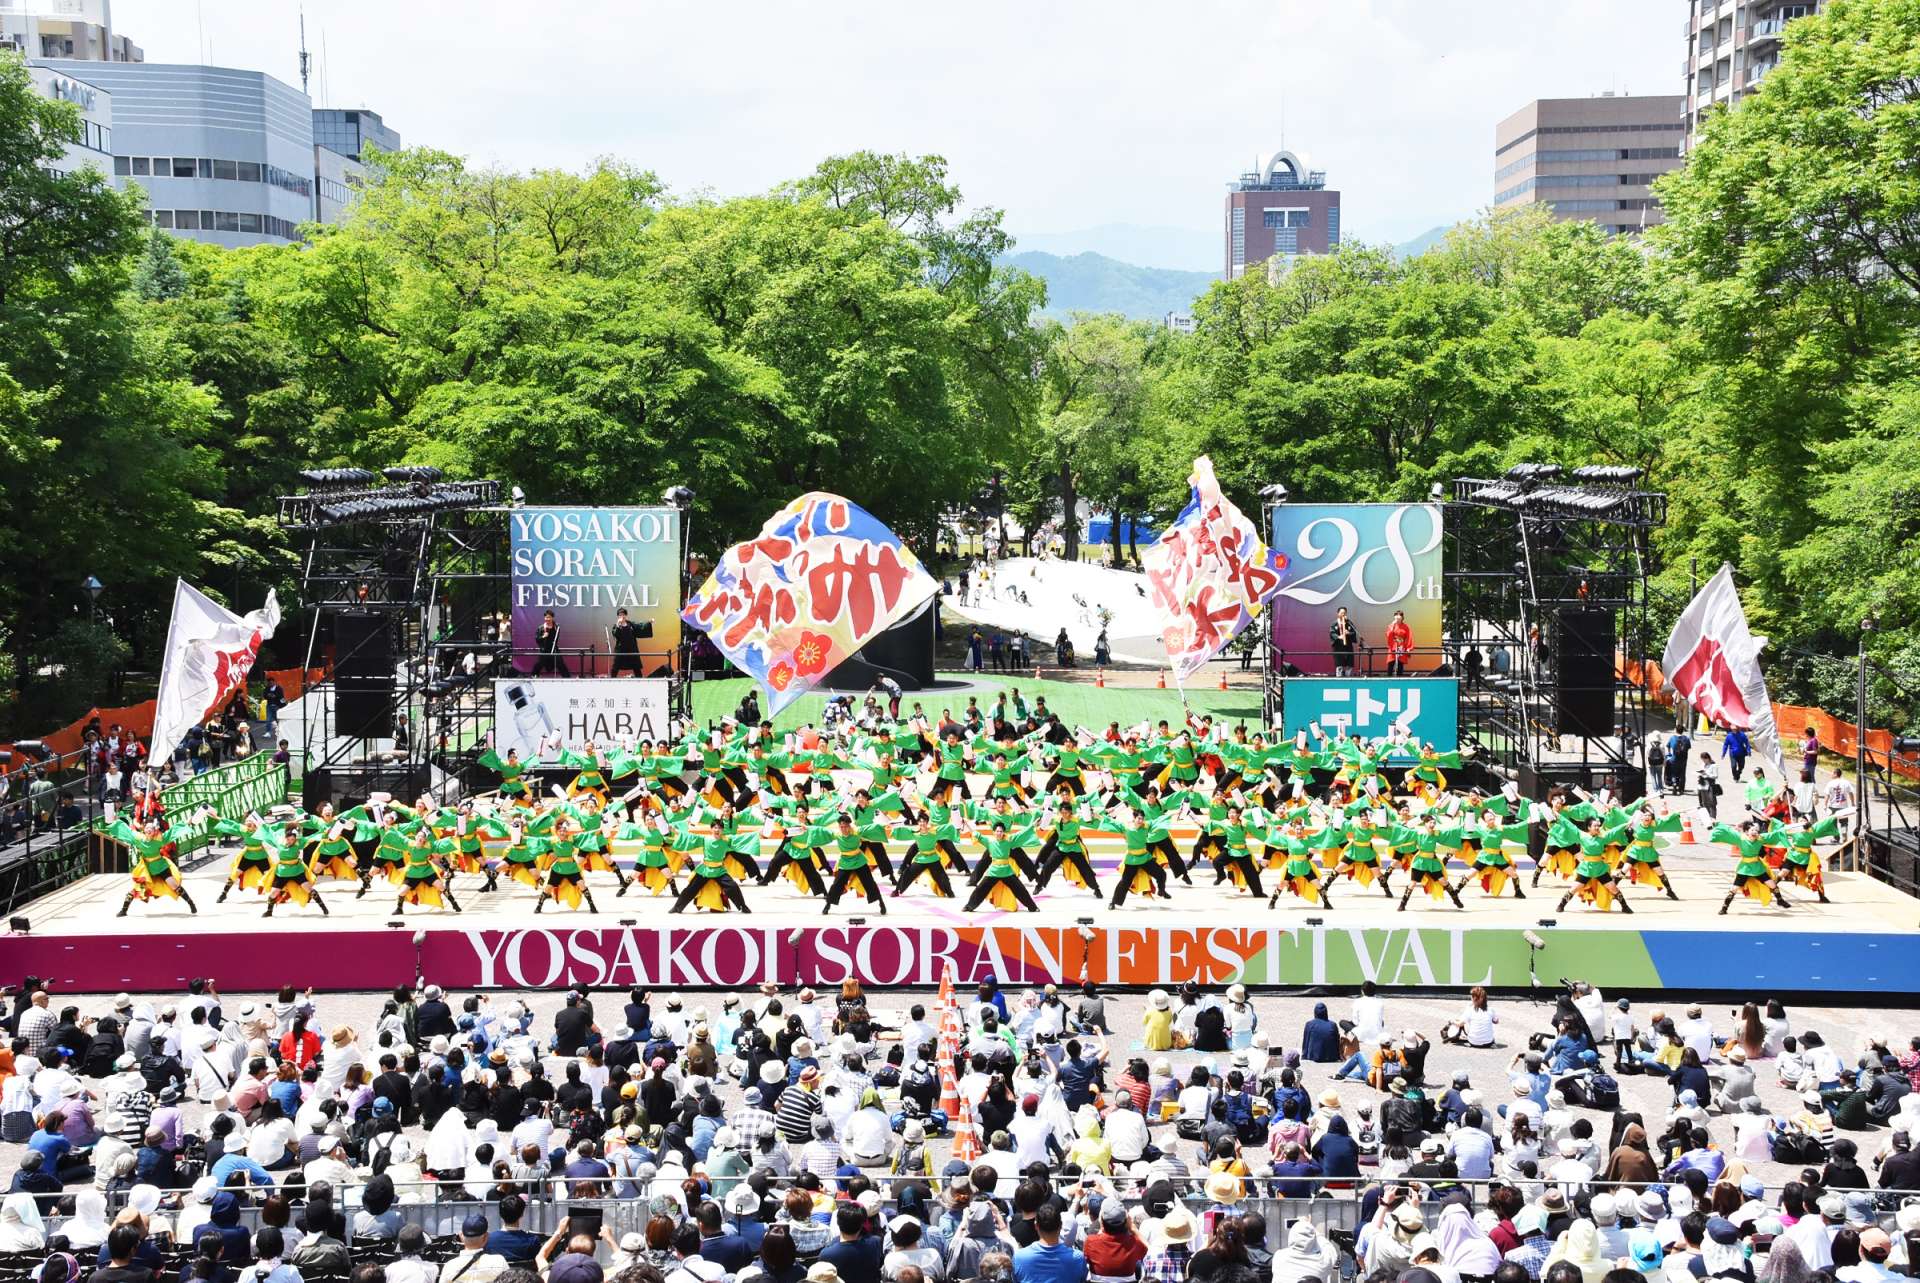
1587, 1074, 1621, 1111
1770, 1130, 1826, 1164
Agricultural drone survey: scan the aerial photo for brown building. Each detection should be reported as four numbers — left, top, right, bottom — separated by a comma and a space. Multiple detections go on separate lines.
1493, 95, 1685, 235
1685, 0, 1824, 150
1224, 150, 1341, 279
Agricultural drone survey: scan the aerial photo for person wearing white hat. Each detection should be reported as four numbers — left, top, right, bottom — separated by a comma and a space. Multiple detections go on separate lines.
1141, 990, 1174, 1051
1225, 984, 1258, 1050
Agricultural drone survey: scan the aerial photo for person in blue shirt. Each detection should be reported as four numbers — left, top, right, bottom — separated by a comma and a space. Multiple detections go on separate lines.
208, 1149, 273, 1191
1722, 728, 1752, 781
696, 1202, 754, 1274
1311, 1114, 1360, 1178
1661, 1127, 1726, 1183
977, 979, 1010, 1022
1057, 1042, 1102, 1111
485, 1193, 545, 1264
818, 1205, 884, 1283
26, 1117, 71, 1174
1269, 1143, 1322, 1198
1299, 1003, 1341, 1063
1012, 1205, 1086, 1283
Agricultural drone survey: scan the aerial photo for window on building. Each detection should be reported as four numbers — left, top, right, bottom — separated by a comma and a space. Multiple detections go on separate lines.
153, 209, 173, 228
236, 212, 261, 233
176, 210, 199, 230
216, 211, 239, 232
1287, 209, 1310, 228
130, 156, 149, 175
197, 158, 212, 178
201, 210, 213, 228
113, 155, 130, 175
212, 159, 236, 180
1328, 206, 1339, 247
236, 161, 262, 183
171, 158, 195, 178
151, 157, 169, 173
1272, 228, 1298, 254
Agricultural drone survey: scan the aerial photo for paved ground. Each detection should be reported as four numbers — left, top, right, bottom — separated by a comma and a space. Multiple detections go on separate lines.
13, 984, 1915, 1191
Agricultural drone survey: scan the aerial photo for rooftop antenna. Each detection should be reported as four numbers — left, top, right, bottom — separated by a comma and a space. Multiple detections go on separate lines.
298, 8, 311, 98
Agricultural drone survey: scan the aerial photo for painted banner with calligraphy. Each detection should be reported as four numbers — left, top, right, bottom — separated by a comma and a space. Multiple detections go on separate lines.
681, 493, 939, 714
1141, 457, 1289, 681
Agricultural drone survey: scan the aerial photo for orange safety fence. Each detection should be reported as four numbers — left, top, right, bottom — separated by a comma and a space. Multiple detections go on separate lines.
1620, 654, 1920, 782
1, 666, 326, 761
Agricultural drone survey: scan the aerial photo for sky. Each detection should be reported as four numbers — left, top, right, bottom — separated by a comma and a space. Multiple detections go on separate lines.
109, 0, 1681, 264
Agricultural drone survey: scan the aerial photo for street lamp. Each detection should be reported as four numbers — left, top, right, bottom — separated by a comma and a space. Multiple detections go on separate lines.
81, 575, 103, 627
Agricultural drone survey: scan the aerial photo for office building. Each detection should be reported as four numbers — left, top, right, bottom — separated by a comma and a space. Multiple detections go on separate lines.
1, 0, 140, 62
36, 60, 315, 245
312, 107, 400, 161
1223, 150, 1341, 280
27, 61, 111, 173
1164, 312, 1195, 335
1685, 0, 1823, 148
1493, 95, 1686, 234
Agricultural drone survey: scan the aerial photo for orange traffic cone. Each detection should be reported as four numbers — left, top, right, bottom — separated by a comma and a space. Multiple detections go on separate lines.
1218, 669, 1228, 691
1095, 668, 1105, 688
1680, 812, 1697, 843
1157, 671, 1167, 689
950, 1090, 981, 1162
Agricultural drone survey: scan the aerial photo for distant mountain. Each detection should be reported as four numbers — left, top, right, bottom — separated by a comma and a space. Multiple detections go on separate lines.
1010, 224, 1219, 273
1392, 225, 1455, 259
1002, 251, 1219, 322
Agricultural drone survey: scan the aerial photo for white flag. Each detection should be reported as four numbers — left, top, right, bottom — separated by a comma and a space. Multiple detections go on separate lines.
1661, 563, 1784, 770
149, 580, 282, 765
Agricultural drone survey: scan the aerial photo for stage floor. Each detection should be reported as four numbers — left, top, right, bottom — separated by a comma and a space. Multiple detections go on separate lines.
18, 851, 1920, 935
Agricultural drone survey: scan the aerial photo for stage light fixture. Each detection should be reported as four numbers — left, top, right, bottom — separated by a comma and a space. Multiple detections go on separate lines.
7, 918, 27, 935
1305, 917, 1325, 927
1259, 484, 1289, 503
849, 916, 868, 926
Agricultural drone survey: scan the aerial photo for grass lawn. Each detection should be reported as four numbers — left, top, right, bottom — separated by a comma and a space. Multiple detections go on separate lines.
688, 673, 1265, 733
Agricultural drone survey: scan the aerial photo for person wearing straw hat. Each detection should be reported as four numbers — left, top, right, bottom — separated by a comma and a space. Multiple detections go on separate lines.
1140, 991, 1174, 1052
1141, 1206, 1195, 1283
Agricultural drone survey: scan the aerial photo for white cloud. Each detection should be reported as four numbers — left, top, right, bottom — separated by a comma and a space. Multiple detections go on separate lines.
111, 0, 1679, 245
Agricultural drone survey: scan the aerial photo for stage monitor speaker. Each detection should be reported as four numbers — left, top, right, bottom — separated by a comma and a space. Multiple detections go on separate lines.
334, 611, 392, 680
1555, 608, 1615, 739
335, 681, 395, 739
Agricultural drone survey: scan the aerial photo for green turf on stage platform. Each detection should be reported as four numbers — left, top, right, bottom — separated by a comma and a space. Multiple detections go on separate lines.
688, 673, 1264, 731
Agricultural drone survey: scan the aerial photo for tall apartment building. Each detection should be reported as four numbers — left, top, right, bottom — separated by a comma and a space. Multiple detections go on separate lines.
1223, 150, 1341, 280
1684, 0, 1823, 148
1, 0, 140, 62
1493, 95, 1686, 235
312, 107, 401, 161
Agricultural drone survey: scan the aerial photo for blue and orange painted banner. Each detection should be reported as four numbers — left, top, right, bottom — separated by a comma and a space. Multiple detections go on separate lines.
1143, 457, 1288, 682
682, 493, 938, 714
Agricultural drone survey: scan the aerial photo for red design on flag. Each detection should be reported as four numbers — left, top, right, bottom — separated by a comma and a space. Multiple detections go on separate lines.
150, 581, 281, 765
1142, 456, 1289, 682
1668, 636, 1754, 728
1662, 563, 1784, 770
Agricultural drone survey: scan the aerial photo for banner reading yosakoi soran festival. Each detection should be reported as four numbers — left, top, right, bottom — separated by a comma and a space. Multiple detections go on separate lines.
509, 507, 681, 675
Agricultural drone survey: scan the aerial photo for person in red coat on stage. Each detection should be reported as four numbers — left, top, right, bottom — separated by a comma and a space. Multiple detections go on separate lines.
1385, 610, 1413, 677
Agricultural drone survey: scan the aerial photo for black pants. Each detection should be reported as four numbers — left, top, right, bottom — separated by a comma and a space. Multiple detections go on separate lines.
1218, 854, 1265, 897
534, 652, 571, 677
824, 865, 887, 911
1109, 860, 1169, 907
1387, 658, 1407, 677
861, 840, 896, 879
894, 860, 955, 898
670, 872, 750, 913
762, 843, 826, 894
1035, 841, 1100, 895
610, 654, 644, 677
970, 846, 1037, 885
964, 874, 1038, 912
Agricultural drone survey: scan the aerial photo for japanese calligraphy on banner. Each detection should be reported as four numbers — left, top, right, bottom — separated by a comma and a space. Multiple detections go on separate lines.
682, 493, 938, 714
1141, 456, 1288, 681
1280, 677, 1459, 759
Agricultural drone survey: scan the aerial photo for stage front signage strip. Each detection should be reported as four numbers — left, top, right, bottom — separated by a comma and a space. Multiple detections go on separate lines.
492, 677, 671, 756
1280, 677, 1460, 758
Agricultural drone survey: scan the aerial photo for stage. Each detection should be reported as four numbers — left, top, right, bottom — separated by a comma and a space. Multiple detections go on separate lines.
10, 832, 1919, 995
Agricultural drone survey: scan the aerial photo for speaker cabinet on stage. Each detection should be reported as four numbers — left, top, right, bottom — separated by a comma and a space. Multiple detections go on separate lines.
1554, 608, 1615, 739
333, 611, 396, 739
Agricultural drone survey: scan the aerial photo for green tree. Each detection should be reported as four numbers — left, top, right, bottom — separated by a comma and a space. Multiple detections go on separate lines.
131, 225, 188, 300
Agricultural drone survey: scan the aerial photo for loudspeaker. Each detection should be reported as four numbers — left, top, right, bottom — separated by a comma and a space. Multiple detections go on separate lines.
334, 612, 392, 679
1554, 608, 1615, 738
335, 682, 395, 739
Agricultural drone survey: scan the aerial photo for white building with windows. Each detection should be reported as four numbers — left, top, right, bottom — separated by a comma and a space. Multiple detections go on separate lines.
27, 61, 110, 173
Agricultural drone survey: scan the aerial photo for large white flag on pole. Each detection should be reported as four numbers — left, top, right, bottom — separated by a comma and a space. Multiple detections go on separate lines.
1661, 562, 1785, 771
149, 579, 282, 766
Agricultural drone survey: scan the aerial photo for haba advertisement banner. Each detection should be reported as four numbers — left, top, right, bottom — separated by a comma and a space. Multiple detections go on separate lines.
1268, 503, 1443, 676
17, 921, 1920, 994
1281, 678, 1460, 759
510, 507, 681, 676
492, 678, 671, 757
